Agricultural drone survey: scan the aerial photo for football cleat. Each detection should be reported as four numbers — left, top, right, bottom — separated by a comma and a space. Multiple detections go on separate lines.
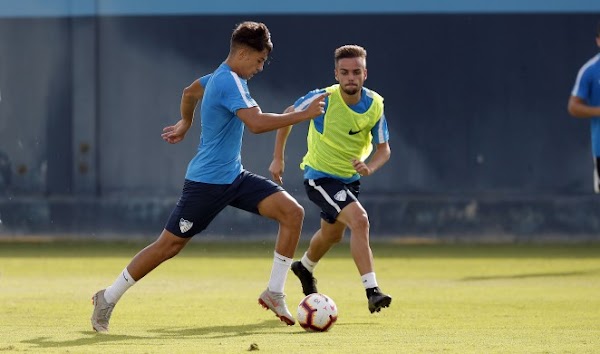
367, 287, 392, 313
291, 261, 318, 296
91, 289, 115, 333
258, 288, 295, 325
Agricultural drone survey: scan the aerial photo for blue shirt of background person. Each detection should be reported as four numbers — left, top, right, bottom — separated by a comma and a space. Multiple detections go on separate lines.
293, 88, 390, 184
568, 22, 600, 192
185, 65, 257, 184
571, 53, 600, 156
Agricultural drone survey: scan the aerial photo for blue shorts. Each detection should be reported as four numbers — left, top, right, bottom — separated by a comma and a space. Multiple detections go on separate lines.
165, 170, 284, 238
304, 178, 360, 224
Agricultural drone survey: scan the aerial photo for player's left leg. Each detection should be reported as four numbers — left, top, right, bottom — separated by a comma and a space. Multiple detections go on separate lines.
257, 190, 304, 258
230, 171, 302, 325
336, 201, 372, 275
337, 202, 392, 313
256, 190, 303, 325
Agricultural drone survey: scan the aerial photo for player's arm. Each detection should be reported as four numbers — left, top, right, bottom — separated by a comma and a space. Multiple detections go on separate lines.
237, 93, 328, 134
568, 96, 600, 118
352, 142, 391, 177
269, 105, 295, 184
181, 79, 205, 124
162, 78, 206, 144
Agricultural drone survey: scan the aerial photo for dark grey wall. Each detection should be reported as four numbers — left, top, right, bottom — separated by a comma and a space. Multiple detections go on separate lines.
1, 14, 599, 240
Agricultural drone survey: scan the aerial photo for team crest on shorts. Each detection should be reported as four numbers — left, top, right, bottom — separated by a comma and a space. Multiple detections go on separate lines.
179, 218, 193, 233
334, 190, 347, 202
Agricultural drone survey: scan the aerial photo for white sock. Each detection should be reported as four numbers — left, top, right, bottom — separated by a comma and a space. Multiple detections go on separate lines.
268, 252, 292, 293
361, 272, 378, 289
300, 252, 318, 273
104, 268, 136, 304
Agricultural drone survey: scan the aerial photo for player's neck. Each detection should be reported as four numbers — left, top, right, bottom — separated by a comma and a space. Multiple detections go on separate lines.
224, 57, 241, 76
340, 89, 362, 106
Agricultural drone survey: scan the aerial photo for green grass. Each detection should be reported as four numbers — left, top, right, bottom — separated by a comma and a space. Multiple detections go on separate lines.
0, 240, 599, 353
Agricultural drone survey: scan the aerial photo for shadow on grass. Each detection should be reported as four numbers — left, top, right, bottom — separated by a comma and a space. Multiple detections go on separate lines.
20, 320, 285, 349
461, 268, 600, 281
149, 320, 378, 339
148, 319, 285, 339
21, 333, 150, 349
20, 320, 384, 349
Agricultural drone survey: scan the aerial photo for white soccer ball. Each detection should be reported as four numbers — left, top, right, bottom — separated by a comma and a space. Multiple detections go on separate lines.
297, 293, 338, 332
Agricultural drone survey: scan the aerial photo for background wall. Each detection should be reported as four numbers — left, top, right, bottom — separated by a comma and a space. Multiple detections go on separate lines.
1, 1, 600, 240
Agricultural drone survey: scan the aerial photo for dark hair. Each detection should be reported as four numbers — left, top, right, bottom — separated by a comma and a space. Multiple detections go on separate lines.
334, 45, 367, 63
231, 21, 273, 53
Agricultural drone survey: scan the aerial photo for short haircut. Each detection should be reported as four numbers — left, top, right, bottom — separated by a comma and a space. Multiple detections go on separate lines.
231, 21, 273, 53
334, 45, 367, 65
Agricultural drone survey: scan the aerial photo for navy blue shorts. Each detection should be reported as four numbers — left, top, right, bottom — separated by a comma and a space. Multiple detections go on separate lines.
304, 178, 360, 224
165, 170, 284, 238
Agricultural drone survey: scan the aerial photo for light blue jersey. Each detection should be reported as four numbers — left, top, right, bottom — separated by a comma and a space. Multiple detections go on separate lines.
185, 63, 257, 183
294, 87, 390, 183
572, 53, 600, 156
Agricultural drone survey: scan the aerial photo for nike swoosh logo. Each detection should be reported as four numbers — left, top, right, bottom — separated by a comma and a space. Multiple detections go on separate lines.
266, 293, 281, 306
122, 272, 129, 282
349, 129, 362, 135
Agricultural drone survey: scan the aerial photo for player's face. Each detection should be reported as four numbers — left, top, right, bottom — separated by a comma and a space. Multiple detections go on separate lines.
335, 57, 367, 96
240, 48, 269, 80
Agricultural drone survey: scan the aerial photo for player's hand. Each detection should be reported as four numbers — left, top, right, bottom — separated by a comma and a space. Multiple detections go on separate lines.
161, 119, 191, 144
304, 92, 330, 119
352, 159, 371, 177
269, 158, 285, 185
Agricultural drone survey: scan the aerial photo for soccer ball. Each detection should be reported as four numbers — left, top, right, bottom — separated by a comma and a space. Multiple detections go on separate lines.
297, 293, 338, 332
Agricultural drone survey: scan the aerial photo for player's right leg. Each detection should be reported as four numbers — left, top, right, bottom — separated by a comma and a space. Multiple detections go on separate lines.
306, 219, 347, 265
292, 178, 356, 295
292, 219, 346, 295
126, 229, 192, 280
92, 180, 229, 332
91, 230, 191, 332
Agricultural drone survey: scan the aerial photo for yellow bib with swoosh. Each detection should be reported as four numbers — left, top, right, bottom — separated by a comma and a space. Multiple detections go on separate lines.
300, 84, 384, 178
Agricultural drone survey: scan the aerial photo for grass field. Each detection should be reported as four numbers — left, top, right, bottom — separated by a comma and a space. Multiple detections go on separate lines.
0, 240, 599, 353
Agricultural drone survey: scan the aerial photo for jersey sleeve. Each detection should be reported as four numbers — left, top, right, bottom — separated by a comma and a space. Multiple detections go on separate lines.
371, 114, 390, 144
293, 88, 328, 111
571, 64, 593, 101
198, 74, 212, 88
217, 72, 258, 113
